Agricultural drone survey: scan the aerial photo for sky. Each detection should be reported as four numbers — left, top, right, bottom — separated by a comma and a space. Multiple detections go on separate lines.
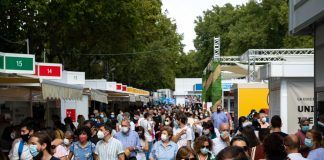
161, 0, 249, 52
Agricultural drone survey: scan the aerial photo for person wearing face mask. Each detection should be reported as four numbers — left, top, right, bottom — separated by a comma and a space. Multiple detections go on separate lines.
305, 129, 324, 160
149, 126, 178, 160
193, 136, 216, 160
172, 113, 194, 152
139, 113, 154, 160
68, 127, 96, 160
211, 105, 229, 138
295, 118, 310, 147
28, 131, 59, 160
114, 119, 141, 160
259, 113, 269, 129
94, 124, 125, 160
135, 126, 148, 160
99, 112, 108, 123
62, 131, 73, 157
9, 122, 36, 160
211, 123, 231, 155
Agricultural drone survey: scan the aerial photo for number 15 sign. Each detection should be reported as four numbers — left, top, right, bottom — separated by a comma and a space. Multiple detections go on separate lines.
35, 62, 62, 79
0, 52, 35, 74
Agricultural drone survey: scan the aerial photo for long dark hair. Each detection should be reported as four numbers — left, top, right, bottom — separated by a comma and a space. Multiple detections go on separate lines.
135, 126, 145, 141
241, 126, 260, 148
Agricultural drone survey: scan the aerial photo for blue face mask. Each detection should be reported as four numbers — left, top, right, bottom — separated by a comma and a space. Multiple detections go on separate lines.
304, 138, 313, 148
111, 115, 115, 118
200, 147, 209, 155
29, 145, 39, 157
301, 126, 309, 133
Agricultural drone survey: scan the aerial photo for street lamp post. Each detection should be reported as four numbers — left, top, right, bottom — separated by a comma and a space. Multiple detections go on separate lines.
26, 38, 29, 54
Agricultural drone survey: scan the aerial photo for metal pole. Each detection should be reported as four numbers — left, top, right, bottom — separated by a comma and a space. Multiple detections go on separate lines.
26, 39, 29, 54
43, 48, 46, 62
247, 51, 250, 82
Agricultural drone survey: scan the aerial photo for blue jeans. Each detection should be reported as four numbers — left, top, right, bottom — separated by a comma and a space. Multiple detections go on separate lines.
145, 141, 153, 160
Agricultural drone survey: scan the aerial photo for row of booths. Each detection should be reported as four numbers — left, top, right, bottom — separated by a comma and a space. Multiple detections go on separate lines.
0, 52, 150, 132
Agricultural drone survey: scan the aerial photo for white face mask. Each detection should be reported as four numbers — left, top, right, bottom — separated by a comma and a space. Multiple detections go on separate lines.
63, 138, 70, 145
97, 131, 105, 139
10, 132, 16, 139
121, 127, 129, 133
165, 121, 170, 125
161, 134, 169, 141
203, 129, 210, 135
261, 117, 267, 123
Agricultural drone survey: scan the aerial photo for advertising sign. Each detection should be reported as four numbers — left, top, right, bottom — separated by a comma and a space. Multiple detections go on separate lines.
116, 83, 122, 90
0, 52, 35, 74
66, 109, 76, 122
287, 81, 314, 134
35, 63, 62, 79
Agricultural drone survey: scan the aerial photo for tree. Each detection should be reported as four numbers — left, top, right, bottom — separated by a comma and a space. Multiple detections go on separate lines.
0, 0, 183, 91
194, 0, 313, 73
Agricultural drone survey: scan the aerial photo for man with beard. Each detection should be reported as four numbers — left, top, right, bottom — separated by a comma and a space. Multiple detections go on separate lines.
211, 105, 229, 137
9, 122, 36, 160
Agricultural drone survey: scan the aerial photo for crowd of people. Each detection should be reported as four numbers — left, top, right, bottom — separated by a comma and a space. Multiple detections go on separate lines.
1, 104, 324, 160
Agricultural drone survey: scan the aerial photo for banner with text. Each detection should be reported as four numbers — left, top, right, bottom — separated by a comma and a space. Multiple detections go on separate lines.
287, 80, 314, 134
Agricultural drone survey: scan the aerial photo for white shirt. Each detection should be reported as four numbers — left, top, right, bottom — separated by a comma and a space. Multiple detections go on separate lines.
173, 126, 193, 148
212, 138, 229, 155
288, 153, 309, 160
130, 121, 135, 131
94, 137, 124, 160
8, 140, 32, 160
140, 119, 153, 142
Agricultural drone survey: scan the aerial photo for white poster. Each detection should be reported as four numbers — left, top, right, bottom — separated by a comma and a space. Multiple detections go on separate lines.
287, 81, 314, 134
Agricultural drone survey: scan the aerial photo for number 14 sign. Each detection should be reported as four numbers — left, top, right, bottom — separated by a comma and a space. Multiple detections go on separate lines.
35, 62, 62, 79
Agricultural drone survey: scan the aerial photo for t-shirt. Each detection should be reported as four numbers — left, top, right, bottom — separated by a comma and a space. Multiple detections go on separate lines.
173, 126, 193, 148
53, 145, 68, 159
140, 119, 153, 142
212, 138, 228, 155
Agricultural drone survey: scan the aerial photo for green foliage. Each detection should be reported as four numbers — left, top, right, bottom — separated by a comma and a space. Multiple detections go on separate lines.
0, 0, 183, 91
202, 61, 221, 103
194, 0, 313, 73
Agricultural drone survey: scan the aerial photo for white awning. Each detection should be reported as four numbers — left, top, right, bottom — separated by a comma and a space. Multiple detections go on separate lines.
90, 89, 108, 104
42, 80, 83, 100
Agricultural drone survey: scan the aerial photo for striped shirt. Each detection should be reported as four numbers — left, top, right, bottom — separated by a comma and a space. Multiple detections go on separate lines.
94, 137, 124, 160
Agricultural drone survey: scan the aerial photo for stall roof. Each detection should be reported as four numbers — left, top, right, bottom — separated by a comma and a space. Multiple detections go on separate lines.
42, 80, 83, 100
83, 88, 108, 104
0, 76, 40, 87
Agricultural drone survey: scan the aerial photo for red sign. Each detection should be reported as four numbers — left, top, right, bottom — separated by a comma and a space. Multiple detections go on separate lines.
66, 109, 76, 122
122, 85, 127, 91
116, 84, 122, 90
35, 63, 62, 79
